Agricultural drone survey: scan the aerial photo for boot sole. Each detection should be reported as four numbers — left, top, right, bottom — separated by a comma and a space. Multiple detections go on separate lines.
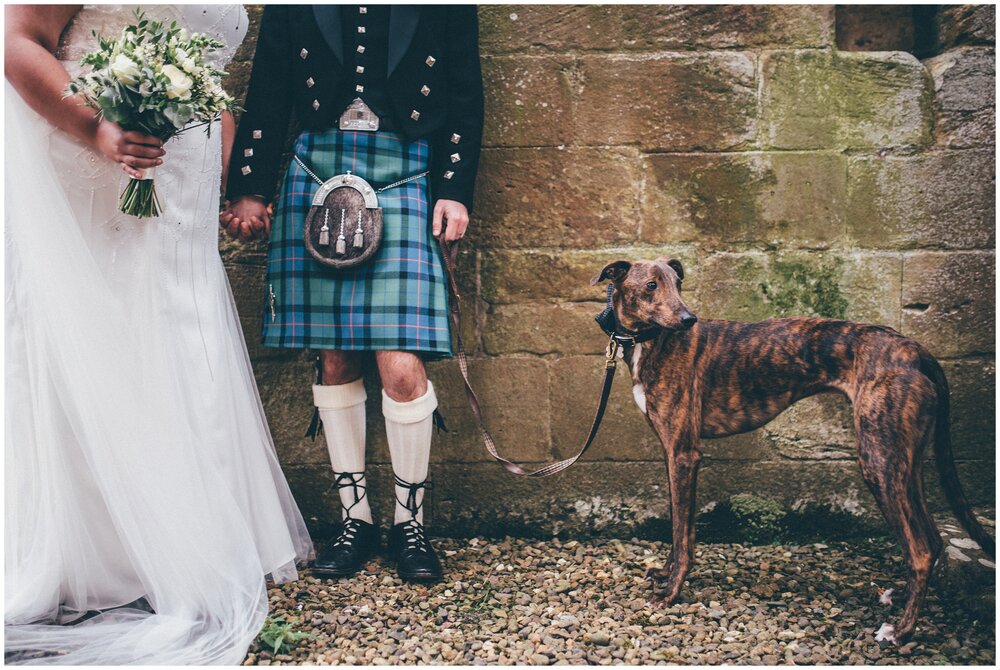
397, 570, 442, 582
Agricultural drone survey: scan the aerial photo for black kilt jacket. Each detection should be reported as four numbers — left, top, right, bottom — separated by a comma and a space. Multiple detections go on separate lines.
225, 4, 484, 211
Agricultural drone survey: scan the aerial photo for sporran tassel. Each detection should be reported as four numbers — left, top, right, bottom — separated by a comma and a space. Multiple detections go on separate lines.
319, 209, 331, 246
353, 209, 364, 248
335, 208, 347, 255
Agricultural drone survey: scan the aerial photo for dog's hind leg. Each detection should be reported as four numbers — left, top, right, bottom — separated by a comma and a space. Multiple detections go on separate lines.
854, 372, 943, 644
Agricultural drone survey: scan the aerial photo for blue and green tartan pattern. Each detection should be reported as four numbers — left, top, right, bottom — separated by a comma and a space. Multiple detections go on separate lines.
262, 129, 452, 357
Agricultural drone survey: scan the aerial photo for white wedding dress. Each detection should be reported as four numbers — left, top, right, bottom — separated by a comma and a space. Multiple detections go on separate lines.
5, 5, 312, 664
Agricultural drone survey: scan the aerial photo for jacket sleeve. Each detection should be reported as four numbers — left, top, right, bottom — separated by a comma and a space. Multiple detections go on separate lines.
225, 5, 294, 203
429, 6, 484, 213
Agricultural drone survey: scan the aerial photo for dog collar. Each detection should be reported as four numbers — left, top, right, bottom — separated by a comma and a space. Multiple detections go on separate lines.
594, 283, 661, 346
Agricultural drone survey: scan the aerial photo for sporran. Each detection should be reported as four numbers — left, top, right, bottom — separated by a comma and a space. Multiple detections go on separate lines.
298, 156, 427, 270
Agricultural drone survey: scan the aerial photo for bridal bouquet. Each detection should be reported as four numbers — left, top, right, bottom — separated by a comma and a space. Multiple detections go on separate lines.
66, 9, 235, 217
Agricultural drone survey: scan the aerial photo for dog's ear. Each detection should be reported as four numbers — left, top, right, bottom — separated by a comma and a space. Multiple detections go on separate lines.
667, 259, 685, 283
591, 260, 632, 285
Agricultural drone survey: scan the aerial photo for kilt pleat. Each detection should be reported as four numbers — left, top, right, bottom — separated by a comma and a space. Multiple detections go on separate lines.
262, 129, 452, 358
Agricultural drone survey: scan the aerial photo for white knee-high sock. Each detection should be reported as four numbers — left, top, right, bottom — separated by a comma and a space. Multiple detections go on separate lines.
383, 381, 437, 526
313, 379, 372, 524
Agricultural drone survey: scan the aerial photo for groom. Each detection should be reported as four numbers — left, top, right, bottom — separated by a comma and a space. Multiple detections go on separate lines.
223, 5, 483, 582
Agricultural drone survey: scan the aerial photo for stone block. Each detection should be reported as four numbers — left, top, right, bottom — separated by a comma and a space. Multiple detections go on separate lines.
479, 246, 700, 305
616, 5, 835, 51
836, 252, 904, 327
696, 251, 900, 325
549, 355, 663, 462
231, 5, 264, 64
763, 394, 856, 461
253, 355, 330, 467
642, 152, 847, 249
221, 59, 253, 109
411, 356, 554, 464
482, 302, 609, 356
481, 56, 573, 147
471, 147, 643, 249
429, 462, 672, 538
901, 251, 995, 358
940, 357, 995, 462
847, 150, 995, 250
761, 50, 932, 150
697, 461, 875, 520
478, 5, 834, 54
933, 511, 996, 616
925, 47, 996, 149
219, 234, 267, 266
284, 463, 396, 539
571, 53, 757, 151
835, 5, 915, 52
924, 460, 996, 510
935, 4, 996, 50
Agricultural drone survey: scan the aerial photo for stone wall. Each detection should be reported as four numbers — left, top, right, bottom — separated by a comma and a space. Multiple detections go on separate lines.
221, 5, 995, 540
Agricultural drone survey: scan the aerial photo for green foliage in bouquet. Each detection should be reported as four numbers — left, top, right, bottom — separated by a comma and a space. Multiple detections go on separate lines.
66, 8, 237, 217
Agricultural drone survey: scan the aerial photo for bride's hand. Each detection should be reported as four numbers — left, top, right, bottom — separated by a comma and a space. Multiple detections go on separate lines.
221, 196, 271, 242
92, 120, 165, 179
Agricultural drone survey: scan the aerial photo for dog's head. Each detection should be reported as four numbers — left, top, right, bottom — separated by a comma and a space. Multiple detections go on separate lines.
591, 257, 697, 333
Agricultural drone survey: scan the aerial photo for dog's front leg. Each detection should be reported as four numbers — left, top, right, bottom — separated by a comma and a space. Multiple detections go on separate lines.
649, 421, 702, 604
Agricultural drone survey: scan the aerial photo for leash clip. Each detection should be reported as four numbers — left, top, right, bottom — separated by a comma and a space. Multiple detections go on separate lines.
605, 337, 620, 369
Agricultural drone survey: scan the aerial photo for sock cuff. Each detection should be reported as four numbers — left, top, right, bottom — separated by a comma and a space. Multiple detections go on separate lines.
382, 381, 438, 424
312, 377, 367, 409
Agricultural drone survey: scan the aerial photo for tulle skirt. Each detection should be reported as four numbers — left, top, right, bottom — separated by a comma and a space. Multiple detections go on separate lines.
4, 81, 313, 664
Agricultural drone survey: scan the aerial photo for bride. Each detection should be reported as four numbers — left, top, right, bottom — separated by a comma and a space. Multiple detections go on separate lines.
5, 4, 312, 664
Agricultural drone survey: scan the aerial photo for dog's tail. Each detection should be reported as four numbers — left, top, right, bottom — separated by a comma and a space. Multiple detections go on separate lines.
922, 354, 995, 558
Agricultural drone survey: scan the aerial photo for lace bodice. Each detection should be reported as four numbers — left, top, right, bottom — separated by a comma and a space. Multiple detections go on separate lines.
56, 4, 247, 70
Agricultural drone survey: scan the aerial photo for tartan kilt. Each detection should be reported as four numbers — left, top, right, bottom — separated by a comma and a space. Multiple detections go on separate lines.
262, 129, 452, 358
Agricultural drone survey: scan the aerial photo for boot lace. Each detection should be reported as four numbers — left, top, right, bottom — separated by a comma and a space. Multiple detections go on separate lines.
394, 474, 433, 552
330, 471, 368, 548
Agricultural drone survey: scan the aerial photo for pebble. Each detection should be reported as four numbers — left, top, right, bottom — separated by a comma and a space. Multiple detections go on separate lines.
589, 632, 611, 646
246, 537, 995, 666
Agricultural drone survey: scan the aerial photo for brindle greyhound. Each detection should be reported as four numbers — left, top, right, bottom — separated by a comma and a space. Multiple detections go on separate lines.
591, 257, 995, 644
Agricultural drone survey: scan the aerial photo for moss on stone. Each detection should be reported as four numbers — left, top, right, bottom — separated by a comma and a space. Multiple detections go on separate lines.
729, 494, 788, 543
696, 496, 887, 544
760, 258, 849, 319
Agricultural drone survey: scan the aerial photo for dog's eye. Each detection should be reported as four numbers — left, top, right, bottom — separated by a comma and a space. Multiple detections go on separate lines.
646, 281, 657, 291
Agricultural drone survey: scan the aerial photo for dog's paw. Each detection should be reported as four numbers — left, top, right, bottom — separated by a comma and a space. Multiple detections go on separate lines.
878, 587, 894, 606
874, 623, 897, 646
646, 566, 672, 581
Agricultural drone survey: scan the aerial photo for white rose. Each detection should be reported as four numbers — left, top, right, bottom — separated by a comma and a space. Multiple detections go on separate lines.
181, 57, 197, 73
161, 64, 194, 100
109, 53, 140, 86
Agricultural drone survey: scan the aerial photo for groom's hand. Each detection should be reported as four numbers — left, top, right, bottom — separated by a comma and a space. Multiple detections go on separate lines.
432, 199, 470, 242
221, 196, 271, 242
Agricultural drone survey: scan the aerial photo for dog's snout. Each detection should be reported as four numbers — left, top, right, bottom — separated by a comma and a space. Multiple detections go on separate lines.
680, 312, 698, 329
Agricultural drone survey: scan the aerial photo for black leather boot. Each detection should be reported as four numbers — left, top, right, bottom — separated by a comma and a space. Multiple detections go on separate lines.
387, 476, 442, 581
312, 472, 380, 578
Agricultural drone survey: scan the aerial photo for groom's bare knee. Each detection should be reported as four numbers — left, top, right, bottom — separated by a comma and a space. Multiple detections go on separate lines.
319, 350, 363, 385
375, 351, 428, 402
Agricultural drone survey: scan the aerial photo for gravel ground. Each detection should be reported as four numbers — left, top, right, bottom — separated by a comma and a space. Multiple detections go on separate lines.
246, 536, 995, 666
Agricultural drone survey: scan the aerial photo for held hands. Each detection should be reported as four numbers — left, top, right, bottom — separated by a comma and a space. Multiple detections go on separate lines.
93, 119, 165, 179
432, 199, 469, 243
220, 196, 463, 243
219, 195, 272, 241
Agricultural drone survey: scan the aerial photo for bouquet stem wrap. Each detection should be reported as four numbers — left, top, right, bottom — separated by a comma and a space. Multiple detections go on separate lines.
120, 166, 161, 217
